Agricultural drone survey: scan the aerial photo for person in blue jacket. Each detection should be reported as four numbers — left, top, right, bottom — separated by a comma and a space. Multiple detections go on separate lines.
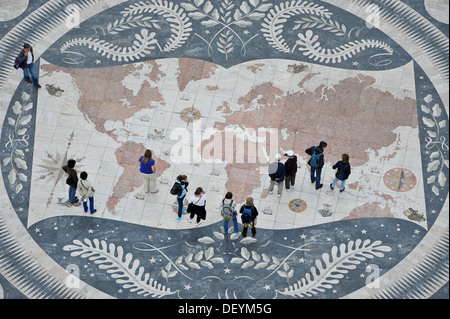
171, 175, 189, 222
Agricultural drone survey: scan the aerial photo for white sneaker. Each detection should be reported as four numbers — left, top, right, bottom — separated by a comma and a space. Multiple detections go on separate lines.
287, 188, 291, 192
277, 193, 281, 197
195, 220, 202, 227
187, 216, 192, 223
269, 191, 273, 194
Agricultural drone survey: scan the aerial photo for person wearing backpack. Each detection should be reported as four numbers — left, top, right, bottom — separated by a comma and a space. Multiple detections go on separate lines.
16, 43, 41, 88
330, 153, 351, 192
221, 192, 238, 238
305, 141, 327, 190
268, 153, 286, 197
239, 197, 259, 237
170, 175, 188, 222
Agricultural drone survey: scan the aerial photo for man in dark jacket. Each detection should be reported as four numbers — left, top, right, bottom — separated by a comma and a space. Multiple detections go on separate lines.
305, 141, 327, 190
62, 159, 80, 206
284, 150, 297, 192
18, 43, 41, 88
268, 153, 285, 197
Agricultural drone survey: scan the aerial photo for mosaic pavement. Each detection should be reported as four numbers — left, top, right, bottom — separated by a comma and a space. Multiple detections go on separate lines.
0, 0, 448, 300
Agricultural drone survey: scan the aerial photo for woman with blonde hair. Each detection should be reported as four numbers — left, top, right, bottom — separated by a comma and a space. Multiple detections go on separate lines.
138, 149, 159, 196
330, 153, 351, 192
239, 197, 259, 237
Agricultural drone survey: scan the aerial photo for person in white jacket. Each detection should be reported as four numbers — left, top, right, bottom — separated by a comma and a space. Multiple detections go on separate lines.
77, 171, 96, 214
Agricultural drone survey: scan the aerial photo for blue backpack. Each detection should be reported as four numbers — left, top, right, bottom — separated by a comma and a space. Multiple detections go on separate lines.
310, 148, 323, 168
241, 206, 253, 224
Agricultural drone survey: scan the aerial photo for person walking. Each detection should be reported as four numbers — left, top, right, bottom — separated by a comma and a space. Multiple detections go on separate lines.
77, 171, 97, 214
170, 175, 188, 222
268, 153, 286, 197
239, 197, 259, 237
187, 187, 207, 226
138, 149, 159, 197
17, 43, 41, 88
284, 150, 297, 192
62, 159, 80, 206
221, 192, 238, 238
330, 154, 351, 192
305, 141, 327, 190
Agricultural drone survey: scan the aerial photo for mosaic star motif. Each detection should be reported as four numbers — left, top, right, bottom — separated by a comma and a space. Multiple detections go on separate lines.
383, 168, 417, 192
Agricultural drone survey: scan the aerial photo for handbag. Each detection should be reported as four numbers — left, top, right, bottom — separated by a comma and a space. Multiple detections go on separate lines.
187, 196, 202, 213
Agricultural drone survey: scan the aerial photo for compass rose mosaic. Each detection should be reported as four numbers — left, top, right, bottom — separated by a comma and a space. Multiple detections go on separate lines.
383, 168, 417, 192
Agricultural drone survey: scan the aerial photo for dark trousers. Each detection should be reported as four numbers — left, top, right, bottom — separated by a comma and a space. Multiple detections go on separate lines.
310, 167, 322, 189
285, 173, 296, 189
242, 221, 256, 237
177, 195, 185, 217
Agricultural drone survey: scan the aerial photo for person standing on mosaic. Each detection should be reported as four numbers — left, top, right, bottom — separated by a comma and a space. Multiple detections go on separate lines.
240, 197, 258, 237
62, 159, 80, 206
17, 43, 41, 88
187, 187, 207, 226
305, 141, 327, 190
330, 153, 351, 192
170, 174, 188, 222
221, 192, 238, 238
77, 171, 97, 214
284, 150, 298, 192
138, 149, 159, 197
268, 153, 285, 197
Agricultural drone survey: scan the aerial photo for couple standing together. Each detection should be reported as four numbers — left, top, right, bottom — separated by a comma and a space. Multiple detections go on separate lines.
171, 175, 206, 226
306, 141, 351, 192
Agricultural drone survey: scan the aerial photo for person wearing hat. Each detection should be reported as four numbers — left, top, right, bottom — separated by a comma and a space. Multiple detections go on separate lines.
268, 153, 286, 197
284, 150, 298, 192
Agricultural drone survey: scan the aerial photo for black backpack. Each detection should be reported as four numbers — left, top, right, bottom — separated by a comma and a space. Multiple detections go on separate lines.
170, 182, 180, 195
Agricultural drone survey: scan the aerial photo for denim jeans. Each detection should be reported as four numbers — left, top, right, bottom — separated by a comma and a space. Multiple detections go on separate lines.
69, 186, 76, 203
177, 195, 185, 217
23, 63, 39, 86
310, 167, 322, 189
331, 178, 346, 190
83, 196, 95, 213
223, 216, 239, 234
